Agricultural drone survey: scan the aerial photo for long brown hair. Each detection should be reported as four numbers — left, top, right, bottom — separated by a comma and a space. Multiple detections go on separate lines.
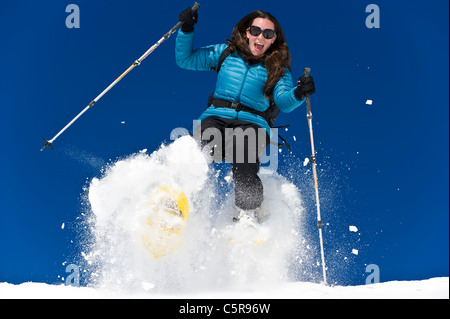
227, 10, 291, 100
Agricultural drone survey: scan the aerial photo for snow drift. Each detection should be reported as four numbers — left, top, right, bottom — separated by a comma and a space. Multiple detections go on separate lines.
0, 277, 448, 299
79, 136, 311, 293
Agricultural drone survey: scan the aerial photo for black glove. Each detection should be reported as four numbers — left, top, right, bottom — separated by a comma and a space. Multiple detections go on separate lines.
179, 7, 198, 33
294, 75, 316, 100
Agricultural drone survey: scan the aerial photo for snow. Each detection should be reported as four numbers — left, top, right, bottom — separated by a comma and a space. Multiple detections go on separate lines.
365, 100, 373, 105
81, 136, 308, 292
15, 136, 446, 300
303, 157, 309, 166
224, 174, 232, 184
0, 277, 448, 299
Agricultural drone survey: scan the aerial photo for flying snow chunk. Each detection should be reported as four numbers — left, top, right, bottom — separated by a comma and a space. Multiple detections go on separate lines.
352, 249, 359, 255
121, 121, 126, 124
349, 225, 358, 232
365, 100, 373, 105
61, 223, 65, 230
224, 175, 232, 184
303, 158, 310, 166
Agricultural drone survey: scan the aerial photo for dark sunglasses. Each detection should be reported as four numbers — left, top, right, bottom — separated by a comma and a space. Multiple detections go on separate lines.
248, 25, 276, 39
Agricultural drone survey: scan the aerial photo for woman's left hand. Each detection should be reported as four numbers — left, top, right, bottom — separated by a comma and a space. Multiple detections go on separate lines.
294, 75, 316, 100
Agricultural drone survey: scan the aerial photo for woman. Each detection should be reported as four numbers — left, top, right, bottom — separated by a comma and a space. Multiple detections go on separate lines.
176, 8, 315, 226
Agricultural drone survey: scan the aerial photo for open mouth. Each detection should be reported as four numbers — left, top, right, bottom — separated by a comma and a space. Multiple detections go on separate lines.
254, 43, 264, 52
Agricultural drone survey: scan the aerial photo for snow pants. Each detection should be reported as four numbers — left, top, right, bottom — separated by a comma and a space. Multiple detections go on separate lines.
195, 117, 270, 211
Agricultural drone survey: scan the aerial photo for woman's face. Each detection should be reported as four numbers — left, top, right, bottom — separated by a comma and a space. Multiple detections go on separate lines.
246, 17, 277, 57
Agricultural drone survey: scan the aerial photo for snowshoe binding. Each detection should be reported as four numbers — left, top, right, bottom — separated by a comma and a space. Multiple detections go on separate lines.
141, 186, 189, 258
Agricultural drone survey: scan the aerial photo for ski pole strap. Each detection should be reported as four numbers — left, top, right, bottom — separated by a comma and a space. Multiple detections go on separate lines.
277, 134, 291, 150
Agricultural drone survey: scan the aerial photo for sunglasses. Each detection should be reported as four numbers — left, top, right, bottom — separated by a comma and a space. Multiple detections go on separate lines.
248, 25, 276, 40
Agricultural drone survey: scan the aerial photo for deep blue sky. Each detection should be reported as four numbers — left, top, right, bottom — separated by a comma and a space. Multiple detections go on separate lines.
0, 0, 448, 286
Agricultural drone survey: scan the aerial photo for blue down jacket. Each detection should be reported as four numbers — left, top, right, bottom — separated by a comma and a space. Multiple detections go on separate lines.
175, 30, 305, 135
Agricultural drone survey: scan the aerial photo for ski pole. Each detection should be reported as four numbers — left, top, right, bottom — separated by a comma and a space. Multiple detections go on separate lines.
41, 2, 201, 151
303, 67, 327, 285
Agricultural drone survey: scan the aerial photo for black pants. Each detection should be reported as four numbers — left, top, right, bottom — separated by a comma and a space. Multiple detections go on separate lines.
195, 117, 269, 210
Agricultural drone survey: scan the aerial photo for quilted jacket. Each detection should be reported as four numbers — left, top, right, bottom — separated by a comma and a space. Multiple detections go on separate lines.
175, 30, 304, 134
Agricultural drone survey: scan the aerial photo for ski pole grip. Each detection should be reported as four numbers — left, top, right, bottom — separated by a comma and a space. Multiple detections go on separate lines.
191, 2, 201, 12
303, 67, 311, 78
303, 67, 312, 118
165, 2, 200, 39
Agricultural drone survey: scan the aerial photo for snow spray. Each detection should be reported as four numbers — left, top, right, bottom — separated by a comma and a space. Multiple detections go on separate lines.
78, 136, 312, 293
